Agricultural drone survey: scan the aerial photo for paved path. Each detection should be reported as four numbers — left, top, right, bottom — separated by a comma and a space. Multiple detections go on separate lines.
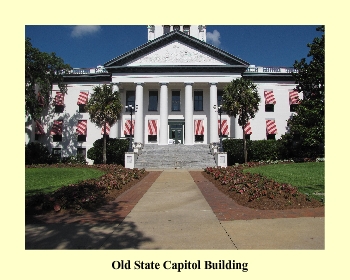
25, 170, 324, 250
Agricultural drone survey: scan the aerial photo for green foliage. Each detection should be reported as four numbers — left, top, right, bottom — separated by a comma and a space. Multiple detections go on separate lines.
25, 142, 51, 165
281, 26, 325, 158
86, 84, 123, 164
223, 139, 287, 164
223, 77, 260, 162
25, 38, 71, 120
87, 138, 129, 165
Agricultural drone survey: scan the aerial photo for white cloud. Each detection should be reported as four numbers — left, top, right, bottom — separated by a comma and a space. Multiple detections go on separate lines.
71, 25, 101, 38
206, 30, 221, 47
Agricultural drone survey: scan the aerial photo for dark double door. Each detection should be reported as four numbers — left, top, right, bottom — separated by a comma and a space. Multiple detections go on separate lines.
169, 121, 184, 144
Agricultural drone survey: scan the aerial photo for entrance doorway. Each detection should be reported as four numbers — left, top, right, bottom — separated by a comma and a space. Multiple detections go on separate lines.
169, 122, 184, 144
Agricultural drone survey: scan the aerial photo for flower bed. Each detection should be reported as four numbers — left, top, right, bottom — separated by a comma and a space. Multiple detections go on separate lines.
203, 164, 324, 210
25, 164, 147, 215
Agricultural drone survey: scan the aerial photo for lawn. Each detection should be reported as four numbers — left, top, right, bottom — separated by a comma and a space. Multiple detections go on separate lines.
25, 167, 105, 196
244, 162, 325, 199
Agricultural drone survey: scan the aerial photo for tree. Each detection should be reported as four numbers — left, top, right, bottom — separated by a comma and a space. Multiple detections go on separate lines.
86, 84, 123, 164
281, 26, 325, 158
223, 77, 260, 163
25, 38, 71, 120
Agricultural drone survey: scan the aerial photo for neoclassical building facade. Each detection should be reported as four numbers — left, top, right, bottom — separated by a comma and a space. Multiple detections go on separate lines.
25, 25, 301, 163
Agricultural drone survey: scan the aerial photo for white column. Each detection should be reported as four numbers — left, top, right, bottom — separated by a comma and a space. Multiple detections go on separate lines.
185, 82, 193, 145
209, 82, 219, 143
110, 83, 120, 138
159, 82, 169, 145
134, 82, 144, 144
234, 117, 243, 139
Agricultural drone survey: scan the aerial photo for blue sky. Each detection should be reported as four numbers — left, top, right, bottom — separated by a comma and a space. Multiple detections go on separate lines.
25, 25, 321, 69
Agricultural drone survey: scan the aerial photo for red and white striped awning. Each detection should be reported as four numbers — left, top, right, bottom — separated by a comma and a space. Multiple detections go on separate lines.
101, 122, 110, 135
50, 120, 63, 135
124, 120, 135, 135
148, 120, 157, 135
76, 120, 87, 135
218, 120, 229, 136
264, 90, 276, 104
244, 122, 252, 135
289, 90, 300, 104
35, 120, 45, 135
55, 92, 64, 105
266, 119, 277, 135
194, 119, 204, 135
77, 91, 88, 105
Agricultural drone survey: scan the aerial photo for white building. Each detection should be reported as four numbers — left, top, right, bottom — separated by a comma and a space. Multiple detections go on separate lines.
25, 25, 301, 164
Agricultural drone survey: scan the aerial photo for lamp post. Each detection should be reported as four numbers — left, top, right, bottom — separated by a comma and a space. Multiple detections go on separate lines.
125, 104, 135, 152
213, 104, 224, 152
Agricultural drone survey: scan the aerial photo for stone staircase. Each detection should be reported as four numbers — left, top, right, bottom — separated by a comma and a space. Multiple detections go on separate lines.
134, 144, 217, 169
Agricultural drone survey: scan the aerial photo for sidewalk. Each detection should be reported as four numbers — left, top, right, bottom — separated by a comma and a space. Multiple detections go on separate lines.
25, 169, 324, 250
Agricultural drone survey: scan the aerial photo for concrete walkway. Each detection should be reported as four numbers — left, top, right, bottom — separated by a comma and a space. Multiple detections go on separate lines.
25, 169, 324, 250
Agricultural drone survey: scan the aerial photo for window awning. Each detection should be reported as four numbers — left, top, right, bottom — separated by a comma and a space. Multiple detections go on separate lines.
289, 90, 300, 104
101, 122, 110, 135
266, 119, 277, 135
218, 120, 229, 136
76, 120, 87, 135
35, 120, 45, 135
55, 92, 64, 105
244, 122, 252, 135
264, 90, 276, 104
124, 120, 135, 135
77, 91, 88, 105
50, 120, 63, 135
194, 119, 204, 135
148, 120, 157, 135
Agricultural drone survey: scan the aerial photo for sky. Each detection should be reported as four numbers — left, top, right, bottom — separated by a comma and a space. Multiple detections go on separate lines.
25, 25, 321, 69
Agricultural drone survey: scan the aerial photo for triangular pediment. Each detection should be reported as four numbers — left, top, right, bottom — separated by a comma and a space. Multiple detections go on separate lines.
104, 31, 249, 70
127, 41, 227, 66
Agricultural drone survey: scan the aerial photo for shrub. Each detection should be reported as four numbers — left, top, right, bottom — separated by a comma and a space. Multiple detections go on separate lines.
25, 142, 51, 165
87, 138, 129, 165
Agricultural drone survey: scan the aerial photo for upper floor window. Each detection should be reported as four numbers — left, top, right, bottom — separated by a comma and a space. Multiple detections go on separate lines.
194, 91, 203, 111
54, 92, 64, 113
172, 91, 181, 111
173, 25, 180, 31
148, 91, 158, 111
126, 91, 135, 110
163, 25, 170, 34
183, 25, 190, 35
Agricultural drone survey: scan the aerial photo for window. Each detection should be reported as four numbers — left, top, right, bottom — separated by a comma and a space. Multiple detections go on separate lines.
217, 90, 223, 107
194, 120, 204, 142
194, 91, 203, 111
163, 25, 170, 34
183, 25, 190, 35
290, 104, 298, 112
265, 104, 274, 112
126, 91, 135, 111
267, 134, 276, 140
77, 91, 88, 113
148, 91, 158, 111
54, 92, 64, 113
77, 148, 86, 159
148, 120, 157, 142
173, 25, 180, 31
52, 148, 62, 158
245, 134, 251, 140
76, 120, 87, 142
51, 120, 63, 142
172, 91, 181, 111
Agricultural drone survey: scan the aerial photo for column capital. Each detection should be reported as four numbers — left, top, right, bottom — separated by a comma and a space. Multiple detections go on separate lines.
209, 82, 218, 86
184, 81, 194, 86
159, 82, 169, 86
134, 82, 144, 86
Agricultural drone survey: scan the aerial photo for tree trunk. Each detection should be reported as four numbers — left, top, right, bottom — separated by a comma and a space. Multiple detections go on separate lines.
103, 123, 107, 164
242, 125, 247, 163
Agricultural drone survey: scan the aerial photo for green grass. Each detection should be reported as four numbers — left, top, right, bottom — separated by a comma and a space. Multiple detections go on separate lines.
25, 167, 105, 196
244, 162, 325, 199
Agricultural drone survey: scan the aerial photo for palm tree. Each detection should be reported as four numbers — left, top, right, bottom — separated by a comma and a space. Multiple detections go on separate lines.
86, 84, 123, 164
223, 78, 260, 163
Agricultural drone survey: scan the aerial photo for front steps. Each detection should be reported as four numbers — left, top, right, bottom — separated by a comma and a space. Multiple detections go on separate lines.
134, 144, 217, 169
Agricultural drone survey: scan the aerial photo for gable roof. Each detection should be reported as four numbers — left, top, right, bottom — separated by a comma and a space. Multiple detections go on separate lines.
104, 30, 249, 73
